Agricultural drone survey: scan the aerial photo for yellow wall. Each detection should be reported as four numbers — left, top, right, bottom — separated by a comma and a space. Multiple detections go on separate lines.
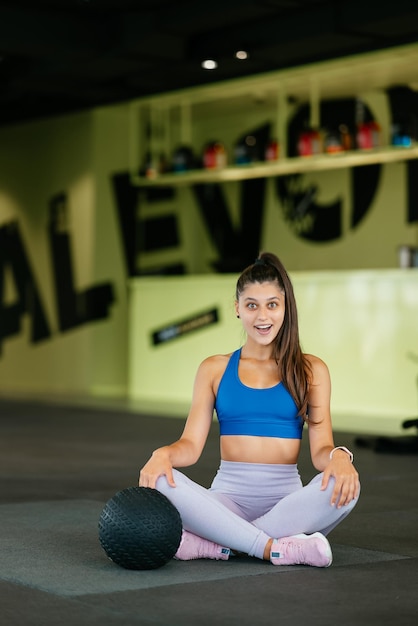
0, 107, 130, 397
134, 87, 418, 274
0, 46, 417, 420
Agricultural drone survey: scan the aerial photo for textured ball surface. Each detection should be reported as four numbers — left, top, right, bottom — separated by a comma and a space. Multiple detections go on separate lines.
99, 486, 183, 570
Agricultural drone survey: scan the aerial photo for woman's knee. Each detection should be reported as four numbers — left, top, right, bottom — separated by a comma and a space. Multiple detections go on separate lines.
155, 469, 183, 495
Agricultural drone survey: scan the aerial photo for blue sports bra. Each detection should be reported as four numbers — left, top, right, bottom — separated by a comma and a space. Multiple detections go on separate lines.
215, 348, 304, 439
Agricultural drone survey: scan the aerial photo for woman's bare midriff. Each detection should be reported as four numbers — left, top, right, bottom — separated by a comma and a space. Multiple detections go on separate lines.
220, 435, 301, 465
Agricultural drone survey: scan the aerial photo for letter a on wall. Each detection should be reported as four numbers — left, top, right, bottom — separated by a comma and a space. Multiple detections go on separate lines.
0, 221, 51, 353
48, 193, 115, 332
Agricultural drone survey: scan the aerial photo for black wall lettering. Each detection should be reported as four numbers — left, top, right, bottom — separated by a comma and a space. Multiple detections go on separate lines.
281, 98, 381, 241
193, 183, 237, 260
48, 193, 114, 332
112, 173, 140, 277
0, 221, 51, 353
140, 215, 180, 252
193, 180, 265, 272
386, 86, 418, 224
239, 178, 267, 260
112, 172, 182, 275
351, 164, 381, 229
407, 160, 418, 223
192, 123, 269, 271
276, 175, 342, 241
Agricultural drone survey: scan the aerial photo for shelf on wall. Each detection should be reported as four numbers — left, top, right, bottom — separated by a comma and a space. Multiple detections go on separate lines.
131, 144, 418, 187
129, 43, 418, 188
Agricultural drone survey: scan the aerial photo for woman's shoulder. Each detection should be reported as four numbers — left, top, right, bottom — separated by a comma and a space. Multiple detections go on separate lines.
304, 353, 330, 381
200, 351, 234, 369
195, 352, 234, 390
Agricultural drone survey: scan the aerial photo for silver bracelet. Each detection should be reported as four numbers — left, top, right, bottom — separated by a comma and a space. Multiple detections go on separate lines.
329, 446, 354, 462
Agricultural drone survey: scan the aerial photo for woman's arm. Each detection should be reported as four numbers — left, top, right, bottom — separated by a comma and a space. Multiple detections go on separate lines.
306, 355, 360, 508
139, 357, 217, 489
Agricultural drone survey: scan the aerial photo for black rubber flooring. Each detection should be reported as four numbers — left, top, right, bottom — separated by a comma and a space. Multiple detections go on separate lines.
1, 397, 417, 625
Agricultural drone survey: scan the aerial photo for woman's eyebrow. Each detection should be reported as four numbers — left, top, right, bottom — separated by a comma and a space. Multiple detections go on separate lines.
243, 295, 281, 302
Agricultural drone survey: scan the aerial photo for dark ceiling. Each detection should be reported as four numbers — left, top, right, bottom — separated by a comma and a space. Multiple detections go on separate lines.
1, 0, 418, 127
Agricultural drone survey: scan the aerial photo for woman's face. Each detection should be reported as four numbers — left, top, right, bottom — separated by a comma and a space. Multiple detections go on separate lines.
235, 280, 285, 346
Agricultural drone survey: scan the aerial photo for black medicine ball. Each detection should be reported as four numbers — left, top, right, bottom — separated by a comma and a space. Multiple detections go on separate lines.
98, 486, 183, 570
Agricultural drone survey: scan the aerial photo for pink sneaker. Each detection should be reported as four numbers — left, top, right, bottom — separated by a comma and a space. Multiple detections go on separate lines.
174, 530, 230, 561
270, 532, 332, 567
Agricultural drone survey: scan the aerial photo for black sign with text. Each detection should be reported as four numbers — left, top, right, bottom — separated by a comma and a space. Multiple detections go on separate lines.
152, 308, 219, 346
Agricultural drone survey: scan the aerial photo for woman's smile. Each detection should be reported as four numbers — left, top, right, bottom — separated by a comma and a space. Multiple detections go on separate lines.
255, 323, 273, 335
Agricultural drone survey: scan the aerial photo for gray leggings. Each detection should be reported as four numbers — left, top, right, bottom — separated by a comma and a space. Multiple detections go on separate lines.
156, 460, 359, 560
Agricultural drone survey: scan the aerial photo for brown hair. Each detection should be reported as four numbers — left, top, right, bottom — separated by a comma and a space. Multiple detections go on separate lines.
235, 251, 312, 417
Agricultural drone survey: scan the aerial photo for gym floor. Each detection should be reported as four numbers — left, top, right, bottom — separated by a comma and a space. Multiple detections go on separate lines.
1, 396, 417, 626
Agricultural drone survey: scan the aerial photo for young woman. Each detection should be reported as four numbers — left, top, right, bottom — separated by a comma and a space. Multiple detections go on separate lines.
139, 252, 360, 567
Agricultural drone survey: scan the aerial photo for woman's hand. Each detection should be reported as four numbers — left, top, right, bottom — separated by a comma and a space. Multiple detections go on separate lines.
138, 448, 176, 489
321, 452, 360, 508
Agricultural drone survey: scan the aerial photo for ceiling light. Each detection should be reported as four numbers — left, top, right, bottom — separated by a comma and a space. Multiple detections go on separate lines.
201, 59, 218, 70
235, 50, 248, 60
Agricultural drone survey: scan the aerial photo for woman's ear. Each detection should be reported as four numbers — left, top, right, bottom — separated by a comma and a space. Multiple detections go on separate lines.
235, 301, 240, 318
